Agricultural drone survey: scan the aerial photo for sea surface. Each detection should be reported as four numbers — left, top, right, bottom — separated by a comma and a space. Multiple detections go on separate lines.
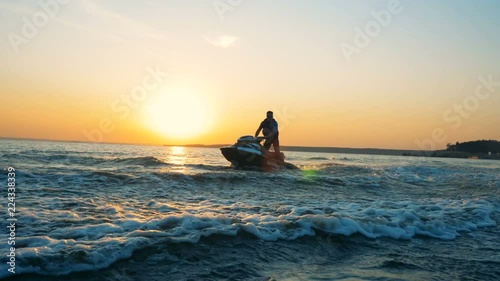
1, 139, 499, 281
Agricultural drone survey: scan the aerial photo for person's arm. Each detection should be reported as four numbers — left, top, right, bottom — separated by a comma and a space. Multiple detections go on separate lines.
255, 124, 263, 137
263, 129, 276, 139
264, 132, 275, 139
271, 120, 278, 134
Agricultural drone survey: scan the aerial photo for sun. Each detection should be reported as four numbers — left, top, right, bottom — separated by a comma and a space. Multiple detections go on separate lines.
145, 89, 212, 139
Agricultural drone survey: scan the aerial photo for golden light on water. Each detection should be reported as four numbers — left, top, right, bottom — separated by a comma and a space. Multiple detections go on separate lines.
168, 146, 187, 166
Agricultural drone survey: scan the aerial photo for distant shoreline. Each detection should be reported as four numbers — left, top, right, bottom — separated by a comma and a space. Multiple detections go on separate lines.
0, 136, 158, 147
0, 137, 417, 154
402, 150, 500, 160
2, 137, 498, 160
167, 144, 500, 160
165, 144, 424, 157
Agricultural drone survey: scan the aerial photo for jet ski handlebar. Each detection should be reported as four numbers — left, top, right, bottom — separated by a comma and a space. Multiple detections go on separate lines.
236, 135, 266, 144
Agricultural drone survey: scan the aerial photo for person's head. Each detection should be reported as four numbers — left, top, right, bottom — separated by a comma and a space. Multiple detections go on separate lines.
266, 111, 273, 120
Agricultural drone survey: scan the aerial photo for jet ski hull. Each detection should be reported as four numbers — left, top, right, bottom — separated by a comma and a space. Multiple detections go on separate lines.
220, 147, 299, 170
220, 147, 265, 168
220, 135, 299, 170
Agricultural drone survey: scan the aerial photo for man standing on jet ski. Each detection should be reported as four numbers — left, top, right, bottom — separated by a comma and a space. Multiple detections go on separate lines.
255, 111, 282, 159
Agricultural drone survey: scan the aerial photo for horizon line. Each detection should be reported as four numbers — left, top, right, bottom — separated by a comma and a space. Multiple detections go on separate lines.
1, 136, 431, 152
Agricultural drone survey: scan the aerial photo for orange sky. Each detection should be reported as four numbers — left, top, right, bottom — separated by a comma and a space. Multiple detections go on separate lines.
1, 1, 499, 149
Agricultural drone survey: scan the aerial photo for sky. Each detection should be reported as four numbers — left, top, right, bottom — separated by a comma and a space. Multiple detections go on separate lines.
1, 0, 499, 150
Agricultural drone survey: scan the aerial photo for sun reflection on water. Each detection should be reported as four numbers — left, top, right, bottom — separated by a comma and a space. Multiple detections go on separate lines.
167, 146, 187, 171
170, 146, 185, 156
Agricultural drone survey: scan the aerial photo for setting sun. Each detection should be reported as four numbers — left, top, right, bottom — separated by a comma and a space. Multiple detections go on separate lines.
145, 88, 212, 140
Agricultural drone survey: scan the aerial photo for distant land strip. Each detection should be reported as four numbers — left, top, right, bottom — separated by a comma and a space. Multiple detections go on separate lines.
169, 144, 500, 159
2, 137, 497, 159
167, 144, 419, 156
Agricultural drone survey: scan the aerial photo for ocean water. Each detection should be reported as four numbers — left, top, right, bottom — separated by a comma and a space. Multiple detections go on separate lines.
1, 139, 499, 281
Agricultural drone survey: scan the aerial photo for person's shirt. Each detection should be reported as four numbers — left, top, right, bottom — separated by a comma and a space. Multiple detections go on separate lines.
260, 118, 278, 133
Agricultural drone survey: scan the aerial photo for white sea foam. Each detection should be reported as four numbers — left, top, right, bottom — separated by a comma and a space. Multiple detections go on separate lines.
6, 197, 496, 277
50, 223, 124, 239
2, 141, 498, 278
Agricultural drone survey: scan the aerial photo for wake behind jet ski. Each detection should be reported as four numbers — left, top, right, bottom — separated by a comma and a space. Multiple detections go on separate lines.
220, 135, 299, 170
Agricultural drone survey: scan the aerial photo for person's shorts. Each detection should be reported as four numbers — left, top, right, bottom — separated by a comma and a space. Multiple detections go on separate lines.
264, 132, 279, 150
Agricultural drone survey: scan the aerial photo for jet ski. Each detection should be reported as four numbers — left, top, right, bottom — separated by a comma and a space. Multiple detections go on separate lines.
220, 135, 299, 170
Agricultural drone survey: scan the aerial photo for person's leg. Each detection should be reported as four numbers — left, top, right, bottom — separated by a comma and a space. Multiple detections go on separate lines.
273, 137, 280, 154
273, 133, 282, 160
261, 138, 272, 158
263, 139, 272, 150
